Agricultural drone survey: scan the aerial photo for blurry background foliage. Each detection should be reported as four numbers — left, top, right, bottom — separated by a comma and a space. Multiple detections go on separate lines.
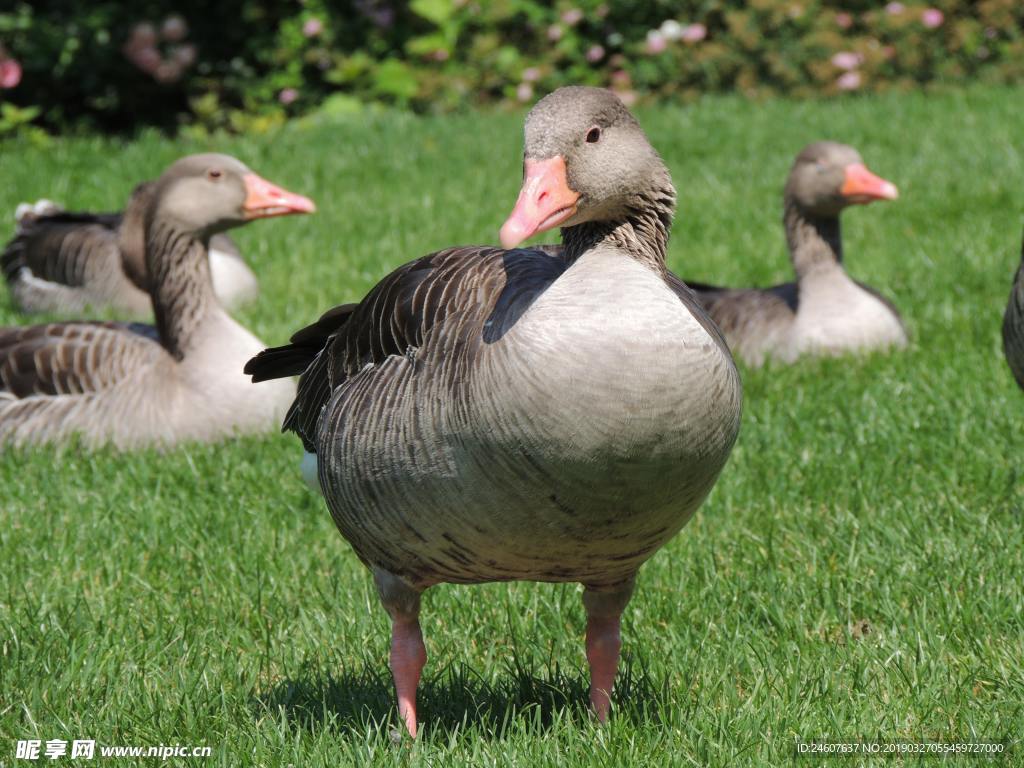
1, 0, 1022, 136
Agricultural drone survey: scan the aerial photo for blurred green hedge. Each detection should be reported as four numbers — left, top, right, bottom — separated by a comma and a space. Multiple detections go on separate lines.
1, 0, 1022, 134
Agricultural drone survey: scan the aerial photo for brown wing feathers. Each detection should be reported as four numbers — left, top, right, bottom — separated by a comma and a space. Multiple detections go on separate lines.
0, 322, 151, 398
247, 245, 571, 451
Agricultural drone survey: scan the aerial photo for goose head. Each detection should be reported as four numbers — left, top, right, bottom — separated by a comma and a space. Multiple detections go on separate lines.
786, 142, 897, 218
149, 153, 316, 238
500, 87, 673, 249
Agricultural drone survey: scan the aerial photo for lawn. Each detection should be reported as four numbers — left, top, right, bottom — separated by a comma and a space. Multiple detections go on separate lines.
1, 84, 1022, 766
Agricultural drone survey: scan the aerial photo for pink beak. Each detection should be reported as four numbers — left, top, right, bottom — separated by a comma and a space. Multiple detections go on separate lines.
841, 163, 898, 204
242, 173, 317, 219
500, 156, 580, 249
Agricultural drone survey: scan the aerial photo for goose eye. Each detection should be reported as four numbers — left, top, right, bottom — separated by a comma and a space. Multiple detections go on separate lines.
207, 169, 223, 180
585, 126, 601, 144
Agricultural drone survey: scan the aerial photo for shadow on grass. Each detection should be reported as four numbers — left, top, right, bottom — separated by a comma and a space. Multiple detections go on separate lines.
254, 653, 668, 740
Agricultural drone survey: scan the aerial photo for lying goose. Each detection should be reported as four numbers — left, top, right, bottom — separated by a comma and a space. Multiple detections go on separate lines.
0, 154, 313, 448
3, 184, 257, 315
1003, 230, 1024, 389
247, 87, 742, 736
687, 142, 906, 366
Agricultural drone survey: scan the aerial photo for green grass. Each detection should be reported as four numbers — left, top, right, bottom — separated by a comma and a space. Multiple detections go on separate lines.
1, 84, 1023, 766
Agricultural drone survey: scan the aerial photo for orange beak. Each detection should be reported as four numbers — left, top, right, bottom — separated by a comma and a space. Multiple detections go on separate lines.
242, 173, 317, 219
500, 156, 580, 249
840, 163, 898, 204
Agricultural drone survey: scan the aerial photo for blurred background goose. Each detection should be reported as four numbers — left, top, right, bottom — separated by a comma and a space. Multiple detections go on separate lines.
247, 87, 742, 737
0, 153, 313, 448
1003, 230, 1024, 389
3, 185, 257, 316
687, 142, 905, 366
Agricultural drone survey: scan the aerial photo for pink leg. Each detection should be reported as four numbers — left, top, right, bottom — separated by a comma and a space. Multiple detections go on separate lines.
582, 579, 636, 723
390, 616, 427, 737
585, 615, 621, 721
374, 568, 427, 738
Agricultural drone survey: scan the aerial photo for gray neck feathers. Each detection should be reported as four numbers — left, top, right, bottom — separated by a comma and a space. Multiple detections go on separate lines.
145, 219, 217, 360
784, 196, 843, 279
561, 183, 676, 272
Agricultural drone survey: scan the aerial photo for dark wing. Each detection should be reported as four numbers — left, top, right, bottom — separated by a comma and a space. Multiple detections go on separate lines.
0, 321, 161, 398
683, 279, 799, 342
2, 218, 120, 286
247, 245, 571, 451
1003, 235, 1024, 389
245, 303, 359, 383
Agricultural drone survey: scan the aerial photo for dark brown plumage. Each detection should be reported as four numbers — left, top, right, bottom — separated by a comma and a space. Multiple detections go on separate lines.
3, 185, 252, 316
1003, 229, 1024, 389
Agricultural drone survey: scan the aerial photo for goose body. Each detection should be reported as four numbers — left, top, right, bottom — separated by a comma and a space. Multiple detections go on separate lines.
1003, 232, 1024, 389
688, 142, 906, 367
4, 190, 256, 316
0, 154, 312, 448
248, 87, 741, 735
305, 246, 737, 588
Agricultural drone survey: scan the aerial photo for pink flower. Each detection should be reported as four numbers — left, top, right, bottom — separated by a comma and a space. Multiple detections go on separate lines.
130, 22, 158, 48
836, 71, 862, 91
831, 51, 863, 70
128, 46, 161, 74
681, 23, 707, 43
153, 61, 183, 84
885, 2, 905, 15
172, 44, 197, 68
921, 8, 944, 28
585, 44, 605, 63
547, 25, 563, 42
278, 88, 299, 105
610, 69, 631, 87
522, 66, 541, 83
302, 18, 323, 38
617, 90, 638, 106
561, 8, 583, 26
161, 15, 188, 42
516, 82, 533, 102
645, 30, 668, 54
835, 12, 853, 29
0, 57, 21, 89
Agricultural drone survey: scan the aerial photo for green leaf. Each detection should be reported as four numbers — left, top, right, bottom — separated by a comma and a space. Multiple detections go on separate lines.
372, 59, 419, 100
410, 0, 454, 27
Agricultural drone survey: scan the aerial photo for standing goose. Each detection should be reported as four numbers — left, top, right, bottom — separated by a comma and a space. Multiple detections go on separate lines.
246, 87, 742, 736
3, 185, 257, 315
0, 154, 313, 448
687, 142, 906, 367
1003, 230, 1024, 389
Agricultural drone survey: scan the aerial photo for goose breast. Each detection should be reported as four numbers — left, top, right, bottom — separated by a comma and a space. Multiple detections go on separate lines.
317, 247, 740, 588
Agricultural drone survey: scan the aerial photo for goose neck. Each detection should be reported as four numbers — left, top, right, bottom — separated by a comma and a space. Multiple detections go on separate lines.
145, 220, 219, 360
784, 197, 843, 279
560, 187, 675, 272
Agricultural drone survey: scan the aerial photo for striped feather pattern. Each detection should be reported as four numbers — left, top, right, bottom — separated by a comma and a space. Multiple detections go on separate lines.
2, 194, 250, 316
